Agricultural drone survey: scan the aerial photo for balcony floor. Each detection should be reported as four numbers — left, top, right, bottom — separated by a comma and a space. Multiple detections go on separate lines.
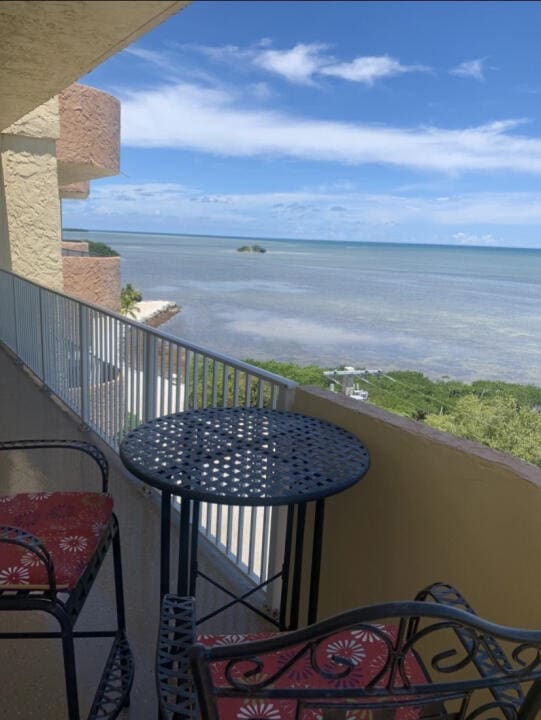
0, 346, 273, 719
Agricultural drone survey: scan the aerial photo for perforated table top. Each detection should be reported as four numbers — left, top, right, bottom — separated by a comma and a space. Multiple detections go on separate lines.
120, 408, 370, 506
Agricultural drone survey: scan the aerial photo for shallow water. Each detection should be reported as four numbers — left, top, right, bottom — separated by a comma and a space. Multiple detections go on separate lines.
64, 231, 541, 385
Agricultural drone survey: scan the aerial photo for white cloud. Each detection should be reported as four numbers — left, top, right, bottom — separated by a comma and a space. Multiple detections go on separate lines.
124, 47, 170, 68
120, 81, 541, 174
180, 41, 429, 86
449, 58, 486, 81
63, 183, 541, 245
254, 43, 329, 84
321, 55, 430, 85
452, 232, 497, 246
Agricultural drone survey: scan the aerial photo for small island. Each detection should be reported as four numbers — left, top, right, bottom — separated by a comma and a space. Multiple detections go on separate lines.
237, 244, 266, 253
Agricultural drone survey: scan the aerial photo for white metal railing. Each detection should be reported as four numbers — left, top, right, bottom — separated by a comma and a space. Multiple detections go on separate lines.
0, 269, 297, 587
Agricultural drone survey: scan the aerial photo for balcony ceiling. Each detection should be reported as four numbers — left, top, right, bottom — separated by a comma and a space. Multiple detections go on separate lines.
0, 0, 189, 132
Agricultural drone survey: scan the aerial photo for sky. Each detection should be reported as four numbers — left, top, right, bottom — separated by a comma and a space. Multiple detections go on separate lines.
62, 1, 541, 248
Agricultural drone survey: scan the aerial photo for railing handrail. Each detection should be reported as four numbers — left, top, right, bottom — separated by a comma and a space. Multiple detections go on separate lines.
0, 268, 297, 391
0, 266, 298, 590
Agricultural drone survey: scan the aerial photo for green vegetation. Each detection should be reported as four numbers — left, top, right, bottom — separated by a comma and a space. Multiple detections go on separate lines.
245, 360, 541, 466
87, 240, 119, 257
243, 360, 328, 387
426, 395, 541, 466
237, 244, 266, 253
117, 411, 142, 443
120, 283, 142, 318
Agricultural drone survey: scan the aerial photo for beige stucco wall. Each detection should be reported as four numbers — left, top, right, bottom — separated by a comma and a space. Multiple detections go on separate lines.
0, 1, 190, 131
292, 386, 541, 629
57, 84, 120, 186
62, 256, 121, 312
0, 98, 63, 290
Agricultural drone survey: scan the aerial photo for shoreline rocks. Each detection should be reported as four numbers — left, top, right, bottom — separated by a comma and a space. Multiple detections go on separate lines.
133, 300, 180, 328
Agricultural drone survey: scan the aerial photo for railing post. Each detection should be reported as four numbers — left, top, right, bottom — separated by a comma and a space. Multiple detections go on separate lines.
80, 305, 90, 425
11, 274, 19, 358
276, 384, 296, 410
38, 287, 46, 383
143, 333, 157, 421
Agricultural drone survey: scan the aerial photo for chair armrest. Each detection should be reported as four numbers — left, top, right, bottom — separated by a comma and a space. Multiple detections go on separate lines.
0, 525, 57, 596
157, 594, 197, 720
0, 440, 109, 492
415, 582, 523, 707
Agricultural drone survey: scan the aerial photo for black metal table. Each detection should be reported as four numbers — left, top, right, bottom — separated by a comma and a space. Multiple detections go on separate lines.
119, 407, 370, 629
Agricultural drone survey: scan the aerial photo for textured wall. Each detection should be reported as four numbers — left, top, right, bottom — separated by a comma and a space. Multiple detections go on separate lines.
4, 97, 60, 139
292, 386, 541, 629
0, 1, 190, 131
62, 256, 121, 312
61, 241, 89, 257
0, 99, 63, 290
57, 84, 120, 185
60, 180, 90, 199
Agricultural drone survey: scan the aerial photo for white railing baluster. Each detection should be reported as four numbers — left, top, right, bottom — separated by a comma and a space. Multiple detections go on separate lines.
80, 305, 90, 425
143, 332, 157, 421
202, 356, 208, 408
0, 268, 297, 589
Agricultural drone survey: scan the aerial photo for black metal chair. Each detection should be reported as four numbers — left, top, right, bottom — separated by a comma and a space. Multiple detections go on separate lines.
0, 440, 134, 720
157, 583, 541, 720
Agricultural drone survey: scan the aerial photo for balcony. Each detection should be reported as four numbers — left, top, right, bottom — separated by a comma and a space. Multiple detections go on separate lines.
0, 267, 540, 718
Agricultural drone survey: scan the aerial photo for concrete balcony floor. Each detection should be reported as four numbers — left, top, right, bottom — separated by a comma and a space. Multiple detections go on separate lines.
0, 346, 273, 719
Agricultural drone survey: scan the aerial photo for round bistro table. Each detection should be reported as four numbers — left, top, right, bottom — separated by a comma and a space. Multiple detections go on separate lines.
119, 407, 370, 629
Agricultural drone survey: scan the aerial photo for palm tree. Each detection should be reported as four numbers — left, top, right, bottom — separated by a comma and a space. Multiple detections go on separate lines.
120, 284, 142, 318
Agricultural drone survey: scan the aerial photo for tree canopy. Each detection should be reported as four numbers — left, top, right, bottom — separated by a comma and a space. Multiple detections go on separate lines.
245, 360, 541, 467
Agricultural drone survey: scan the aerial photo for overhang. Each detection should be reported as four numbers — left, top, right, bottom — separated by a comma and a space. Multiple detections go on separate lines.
0, 1, 190, 131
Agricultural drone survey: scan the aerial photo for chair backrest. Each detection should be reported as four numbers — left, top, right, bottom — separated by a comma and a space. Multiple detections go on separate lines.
190, 601, 541, 720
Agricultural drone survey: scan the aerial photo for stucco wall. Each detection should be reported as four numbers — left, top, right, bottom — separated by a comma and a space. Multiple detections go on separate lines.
57, 84, 120, 185
291, 386, 541, 629
0, 98, 63, 290
62, 256, 121, 312
0, 1, 190, 131
60, 180, 89, 200
62, 241, 89, 257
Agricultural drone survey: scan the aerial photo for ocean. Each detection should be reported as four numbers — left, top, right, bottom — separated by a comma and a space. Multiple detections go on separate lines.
63, 230, 541, 386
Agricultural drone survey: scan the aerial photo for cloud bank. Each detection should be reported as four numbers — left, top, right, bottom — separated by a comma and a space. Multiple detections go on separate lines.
63, 182, 541, 247
120, 82, 541, 175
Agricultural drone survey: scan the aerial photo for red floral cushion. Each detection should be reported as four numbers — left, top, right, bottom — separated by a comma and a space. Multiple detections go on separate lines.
0, 492, 113, 590
196, 625, 429, 720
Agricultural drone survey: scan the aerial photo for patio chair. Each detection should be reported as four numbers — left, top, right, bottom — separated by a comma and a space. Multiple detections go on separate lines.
0, 440, 134, 720
157, 583, 541, 720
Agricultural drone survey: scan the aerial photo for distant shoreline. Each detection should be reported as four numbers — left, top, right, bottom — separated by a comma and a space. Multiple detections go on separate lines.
62, 228, 540, 253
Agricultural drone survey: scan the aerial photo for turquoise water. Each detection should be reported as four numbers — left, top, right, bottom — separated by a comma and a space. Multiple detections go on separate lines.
64, 231, 541, 385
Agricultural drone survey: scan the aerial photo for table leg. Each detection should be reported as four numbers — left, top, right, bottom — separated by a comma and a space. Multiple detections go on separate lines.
189, 500, 200, 596
160, 491, 172, 599
289, 503, 306, 630
177, 498, 192, 596
279, 505, 295, 630
308, 499, 325, 625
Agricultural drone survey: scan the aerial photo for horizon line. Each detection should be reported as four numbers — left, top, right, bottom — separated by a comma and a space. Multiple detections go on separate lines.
61, 227, 540, 252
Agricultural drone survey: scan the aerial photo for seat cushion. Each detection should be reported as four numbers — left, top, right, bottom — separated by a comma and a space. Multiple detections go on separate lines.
0, 491, 114, 590
196, 625, 429, 720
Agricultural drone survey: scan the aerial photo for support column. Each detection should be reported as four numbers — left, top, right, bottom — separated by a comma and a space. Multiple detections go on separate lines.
0, 97, 63, 291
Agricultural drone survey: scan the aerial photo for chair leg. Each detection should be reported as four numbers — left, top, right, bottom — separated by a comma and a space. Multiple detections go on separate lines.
112, 517, 130, 708
112, 518, 127, 633
61, 621, 81, 720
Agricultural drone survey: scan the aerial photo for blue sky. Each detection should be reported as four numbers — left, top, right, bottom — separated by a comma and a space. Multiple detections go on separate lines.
63, 1, 541, 248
